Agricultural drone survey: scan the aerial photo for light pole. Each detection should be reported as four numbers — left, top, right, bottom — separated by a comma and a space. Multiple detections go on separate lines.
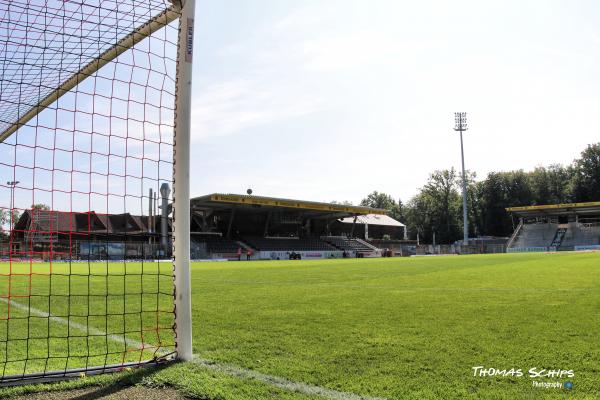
453, 113, 468, 244
6, 181, 19, 233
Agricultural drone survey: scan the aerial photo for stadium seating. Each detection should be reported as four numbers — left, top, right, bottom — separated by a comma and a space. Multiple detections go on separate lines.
510, 222, 600, 250
241, 237, 336, 251
511, 223, 558, 248
578, 224, 600, 245
191, 235, 242, 254
322, 236, 375, 253
560, 223, 600, 248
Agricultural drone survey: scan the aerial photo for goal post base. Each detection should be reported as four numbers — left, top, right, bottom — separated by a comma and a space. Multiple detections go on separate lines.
0, 353, 177, 387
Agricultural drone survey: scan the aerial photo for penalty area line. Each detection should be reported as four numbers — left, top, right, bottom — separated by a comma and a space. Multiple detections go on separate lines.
1, 298, 387, 400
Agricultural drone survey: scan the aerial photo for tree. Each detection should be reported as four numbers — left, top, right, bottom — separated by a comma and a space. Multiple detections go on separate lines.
360, 191, 397, 210
402, 169, 462, 243
546, 164, 574, 204
0, 209, 12, 226
466, 173, 484, 238
381, 142, 598, 241
422, 169, 461, 243
395, 199, 406, 225
3, 204, 51, 230
360, 191, 404, 223
0, 208, 22, 239
571, 143, 600, 202
529, 166, 552, 205
31, 203, 50, 211
404, 193, 431, 242
528, 165, 572, 205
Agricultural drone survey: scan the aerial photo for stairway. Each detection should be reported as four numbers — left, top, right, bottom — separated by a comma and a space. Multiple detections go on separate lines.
355, 238, 379, 251
550, 228, 567, 248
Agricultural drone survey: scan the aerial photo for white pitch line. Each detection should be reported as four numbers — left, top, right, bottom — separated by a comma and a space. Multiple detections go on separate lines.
0, 298, 388, 400
0, 297, 154, 351
191, 358, 388, 400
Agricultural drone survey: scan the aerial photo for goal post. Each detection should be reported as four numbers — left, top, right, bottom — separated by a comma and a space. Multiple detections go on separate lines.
0, 0, 195, 383
173, 0, 195, 363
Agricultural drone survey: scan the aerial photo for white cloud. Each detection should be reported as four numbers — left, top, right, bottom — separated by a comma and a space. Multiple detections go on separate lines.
190, 78, 325, 141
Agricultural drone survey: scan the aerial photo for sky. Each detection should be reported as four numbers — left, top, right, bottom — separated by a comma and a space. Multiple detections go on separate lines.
188, 0, 600, 205
2, 0, 600, 217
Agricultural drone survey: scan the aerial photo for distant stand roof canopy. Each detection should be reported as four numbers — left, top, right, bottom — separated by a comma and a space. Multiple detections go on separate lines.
506, 201, 600, 217
190, 193, 386, 219
338, 214, 405, 227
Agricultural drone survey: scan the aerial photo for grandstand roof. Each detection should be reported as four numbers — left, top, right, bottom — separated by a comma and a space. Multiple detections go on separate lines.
338, 214, 405, 227
13, 210, 165, 236
190, 193, 386, 219
506, 201, 600, 217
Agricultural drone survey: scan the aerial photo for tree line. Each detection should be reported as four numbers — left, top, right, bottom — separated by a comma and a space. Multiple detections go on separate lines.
0, 203, 50, 228
356, 143, 600, 244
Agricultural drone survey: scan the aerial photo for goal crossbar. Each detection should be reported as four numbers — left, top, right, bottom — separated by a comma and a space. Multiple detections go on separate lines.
0, 3, 182, 143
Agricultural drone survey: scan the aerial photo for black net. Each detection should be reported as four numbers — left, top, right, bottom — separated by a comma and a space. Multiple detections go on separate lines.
0, 0, 181, 383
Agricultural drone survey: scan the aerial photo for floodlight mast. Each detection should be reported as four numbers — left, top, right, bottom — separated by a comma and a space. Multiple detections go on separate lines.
7, 181, 19, 228
454, 112, 469, 244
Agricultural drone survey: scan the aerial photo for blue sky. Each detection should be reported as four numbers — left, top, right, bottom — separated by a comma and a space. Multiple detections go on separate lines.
2, 0, 600, 218
0, 2, 178, 216
189, 0, 600, 204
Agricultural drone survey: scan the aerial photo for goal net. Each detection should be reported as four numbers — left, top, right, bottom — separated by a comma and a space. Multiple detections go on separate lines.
0, 0, 194, 384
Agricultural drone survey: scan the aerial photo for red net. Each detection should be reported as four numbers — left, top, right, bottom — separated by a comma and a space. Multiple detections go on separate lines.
0, 0, 180, 382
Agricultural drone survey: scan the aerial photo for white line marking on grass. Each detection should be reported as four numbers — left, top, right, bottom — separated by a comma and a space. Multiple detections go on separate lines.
0, 297, 153, 351
192, 357, 388, 400
1, 298, 388, 400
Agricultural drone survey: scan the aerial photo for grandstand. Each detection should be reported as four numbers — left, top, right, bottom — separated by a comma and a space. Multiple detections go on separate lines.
506, 202, 600, 252
8, 209, 171, 260
189, 193, 392, 259
7, 193, 404, 261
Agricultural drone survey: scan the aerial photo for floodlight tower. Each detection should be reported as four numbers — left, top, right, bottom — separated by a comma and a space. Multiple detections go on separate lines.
6, 180, 19, 226
454, 112, 469, 244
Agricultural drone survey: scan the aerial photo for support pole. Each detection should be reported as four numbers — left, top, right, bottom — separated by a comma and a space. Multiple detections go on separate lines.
160, 183, 171, 249
350, 215, 357, 237
226, 208, 236, 239
149, 188, 153, 236
459, 130, 468, 243
173, 0, 195, 362
263, 211, 271, 237
454, 112, 469, 244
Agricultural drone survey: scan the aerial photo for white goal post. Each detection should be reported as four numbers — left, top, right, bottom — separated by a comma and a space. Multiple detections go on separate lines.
0, 0, 195, 383
173, 0, 195, 362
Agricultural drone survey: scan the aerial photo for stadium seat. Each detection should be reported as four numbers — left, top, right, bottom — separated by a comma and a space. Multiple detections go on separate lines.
241, 237, 336, 251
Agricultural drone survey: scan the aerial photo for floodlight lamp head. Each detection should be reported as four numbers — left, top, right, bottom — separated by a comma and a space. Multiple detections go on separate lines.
453, 112, 468, 131
159, 182, 171, 198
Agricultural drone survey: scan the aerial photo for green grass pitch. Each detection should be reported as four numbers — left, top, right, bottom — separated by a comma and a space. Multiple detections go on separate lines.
1, 252, 600, 399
